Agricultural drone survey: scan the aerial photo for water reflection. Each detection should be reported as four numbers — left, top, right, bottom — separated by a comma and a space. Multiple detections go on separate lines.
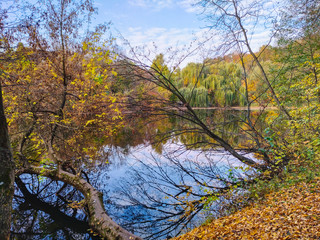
12, 174, 100, 240
12, 109, 265, 239
99, 142, 256, 239
109, 109, 268, 154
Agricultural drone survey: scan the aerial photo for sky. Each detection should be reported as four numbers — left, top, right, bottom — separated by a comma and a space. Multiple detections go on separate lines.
2, 0, 279, 67
91, 0, 275, 67
94, 0, 202, 44
93, 0, 208, 66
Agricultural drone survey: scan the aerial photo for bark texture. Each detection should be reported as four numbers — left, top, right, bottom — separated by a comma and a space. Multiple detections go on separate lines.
0, 83, 14, 240
17, 167, 142, 240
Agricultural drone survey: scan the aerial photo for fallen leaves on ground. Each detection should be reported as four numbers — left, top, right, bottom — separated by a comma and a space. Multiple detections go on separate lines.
174, 180, 320, 239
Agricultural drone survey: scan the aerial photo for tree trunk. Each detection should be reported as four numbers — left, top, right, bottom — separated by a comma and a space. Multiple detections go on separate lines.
17, 167, 142, 240
0, 83, 14, 240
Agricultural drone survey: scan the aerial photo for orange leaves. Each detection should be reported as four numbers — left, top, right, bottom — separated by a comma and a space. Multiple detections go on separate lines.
174, 180, 320, 240
68, 200, 86, 209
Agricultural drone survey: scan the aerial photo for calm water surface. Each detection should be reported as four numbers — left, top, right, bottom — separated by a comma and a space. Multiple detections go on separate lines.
11, 110, 263, 239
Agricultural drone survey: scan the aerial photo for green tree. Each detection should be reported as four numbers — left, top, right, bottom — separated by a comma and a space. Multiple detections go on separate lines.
276, 0, 320, 105
175, 61, 245, 107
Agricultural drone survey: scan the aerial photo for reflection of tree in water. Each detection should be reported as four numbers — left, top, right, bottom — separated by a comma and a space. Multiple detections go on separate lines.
104, 143, 257, 240
113, 109, 268, 154
166, 109, 268, 150
10, 110, 268, 239
12, 174, 100, 240
94, 109, 269, 239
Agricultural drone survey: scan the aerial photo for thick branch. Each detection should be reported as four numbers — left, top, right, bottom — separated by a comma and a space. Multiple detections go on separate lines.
15, 176, 93, 235
16, 167, 142, 240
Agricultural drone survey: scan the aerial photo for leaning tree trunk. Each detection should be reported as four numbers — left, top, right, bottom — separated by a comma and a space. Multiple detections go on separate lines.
17, 166, 142, 240
0, 83, 15, 240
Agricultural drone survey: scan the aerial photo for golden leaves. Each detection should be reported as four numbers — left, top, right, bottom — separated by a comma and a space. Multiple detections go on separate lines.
174, 180, 320, 240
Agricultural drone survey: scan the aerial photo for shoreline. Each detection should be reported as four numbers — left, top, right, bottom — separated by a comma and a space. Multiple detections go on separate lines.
172, 106, 279, 110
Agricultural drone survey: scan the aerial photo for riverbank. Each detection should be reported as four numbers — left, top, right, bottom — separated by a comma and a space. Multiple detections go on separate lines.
173, 163, 320, 239
165, 106, 279, 111
179, 106, 279, 111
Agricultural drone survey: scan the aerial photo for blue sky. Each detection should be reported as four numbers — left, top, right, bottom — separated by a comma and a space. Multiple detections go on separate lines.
92, 0, 275, 66
93, 0, 211, 65
95, 0, 201, 30
2, 0, 278, 66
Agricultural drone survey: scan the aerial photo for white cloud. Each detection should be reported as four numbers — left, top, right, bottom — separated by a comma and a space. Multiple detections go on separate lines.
117, 24, 274, 69
128, 0, 147, 7
178, 0, 201, 13
116, 26, 218, 68
128, 27, 143, 32
128, 0, 173, 10
125, 27, 193, 51
117, 0, 278, 68
248, 30, 275, 51
128, 0, 203, 13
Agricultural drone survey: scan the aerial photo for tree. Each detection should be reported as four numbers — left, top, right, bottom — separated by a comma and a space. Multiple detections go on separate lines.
106, 110, 261, 239
0, 1, 21, 238
112, 51, 270, 238
275, 0, 320, 104
0, 71, 14, 240
198, 0, 291, 118
111, 0, 319, 237
0, 0, 141, 239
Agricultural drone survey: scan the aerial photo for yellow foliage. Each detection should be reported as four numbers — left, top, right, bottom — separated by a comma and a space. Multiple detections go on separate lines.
174, 180, 320, 239
1, 34, 122, 167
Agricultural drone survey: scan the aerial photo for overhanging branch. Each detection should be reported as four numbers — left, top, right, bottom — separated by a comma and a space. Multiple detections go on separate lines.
16, 166, 142, 240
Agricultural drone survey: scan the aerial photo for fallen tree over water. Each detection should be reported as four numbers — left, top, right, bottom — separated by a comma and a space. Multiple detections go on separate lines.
16, 166, 142, 240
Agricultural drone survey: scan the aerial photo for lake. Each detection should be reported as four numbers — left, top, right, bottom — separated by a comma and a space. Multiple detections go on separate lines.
11, 109, 264, 239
